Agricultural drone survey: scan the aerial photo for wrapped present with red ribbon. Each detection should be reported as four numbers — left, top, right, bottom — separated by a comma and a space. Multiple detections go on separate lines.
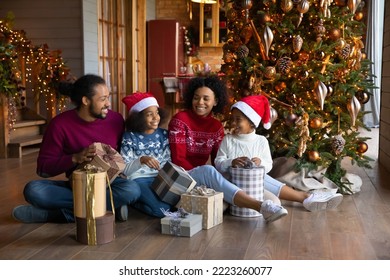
79, 142, 125, 183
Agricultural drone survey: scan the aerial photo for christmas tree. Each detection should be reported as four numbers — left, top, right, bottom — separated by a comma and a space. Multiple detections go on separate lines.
220, 0, 374, 194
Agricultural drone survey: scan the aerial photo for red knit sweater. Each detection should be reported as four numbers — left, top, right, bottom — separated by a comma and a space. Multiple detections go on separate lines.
168, 109, 224, 170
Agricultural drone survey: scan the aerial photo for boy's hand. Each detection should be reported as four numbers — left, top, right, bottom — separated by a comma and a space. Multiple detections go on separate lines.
232, 156, 251, 168
251, 157, 261, 166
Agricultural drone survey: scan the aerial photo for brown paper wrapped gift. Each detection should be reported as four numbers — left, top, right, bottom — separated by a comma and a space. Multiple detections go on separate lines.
79, 142, 125, 183
180, 187, 223, 229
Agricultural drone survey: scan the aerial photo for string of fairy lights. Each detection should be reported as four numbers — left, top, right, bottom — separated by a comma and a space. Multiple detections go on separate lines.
1, 19, 71, 130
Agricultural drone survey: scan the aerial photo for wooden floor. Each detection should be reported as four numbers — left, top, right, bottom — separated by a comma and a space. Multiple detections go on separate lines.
0, 128, 389, 260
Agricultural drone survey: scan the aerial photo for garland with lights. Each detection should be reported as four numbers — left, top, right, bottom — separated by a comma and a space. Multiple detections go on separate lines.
220, 0, 374, 194
1, 15, 72, 130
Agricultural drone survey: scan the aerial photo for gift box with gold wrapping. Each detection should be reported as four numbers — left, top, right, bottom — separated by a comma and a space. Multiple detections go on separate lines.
180, 187, 223, 229
72, 165, 107, 218
151, 161, 196, 206
72, 164, 115, 245
78, 142, 125, 183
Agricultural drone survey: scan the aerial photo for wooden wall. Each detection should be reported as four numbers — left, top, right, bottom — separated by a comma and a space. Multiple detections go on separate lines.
0, 0, 84, 77
380, 1, 390, 171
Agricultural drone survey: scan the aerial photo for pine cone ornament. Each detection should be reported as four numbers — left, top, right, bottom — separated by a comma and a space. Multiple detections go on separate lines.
338, 43, 351, 60
236, 44, 250, 59
277, 57, 292, 75
331, 134, 346, 155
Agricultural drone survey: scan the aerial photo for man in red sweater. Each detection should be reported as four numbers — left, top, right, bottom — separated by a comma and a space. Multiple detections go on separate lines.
12, 74, 140, 223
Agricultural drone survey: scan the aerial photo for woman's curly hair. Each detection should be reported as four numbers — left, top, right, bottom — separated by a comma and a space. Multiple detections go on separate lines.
182, 76, 229, 114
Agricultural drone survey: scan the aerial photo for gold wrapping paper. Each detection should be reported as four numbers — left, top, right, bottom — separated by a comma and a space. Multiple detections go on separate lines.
72, 164, 115, 245
180, 187, 223, 230
72, 168, 107, 218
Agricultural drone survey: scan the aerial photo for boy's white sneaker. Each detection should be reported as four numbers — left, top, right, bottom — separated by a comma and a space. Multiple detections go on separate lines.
303, 192, 343, 211
260, 200, 288, 223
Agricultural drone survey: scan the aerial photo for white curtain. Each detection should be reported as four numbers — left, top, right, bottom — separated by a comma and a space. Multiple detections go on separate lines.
364, 0, 385, 127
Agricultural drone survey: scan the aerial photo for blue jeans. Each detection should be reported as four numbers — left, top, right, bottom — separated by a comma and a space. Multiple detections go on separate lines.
23, 176, 141, 222
264, 174, 285, 197
188, 165, 239, 204
133, 165, 242, 218
133, 177, 173, 218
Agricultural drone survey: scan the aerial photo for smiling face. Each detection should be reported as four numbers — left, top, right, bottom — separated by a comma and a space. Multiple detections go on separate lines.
230, 108, 255, 135
191, 86, 218, 118
142, 105, 160, 134
87, 84, 111, 120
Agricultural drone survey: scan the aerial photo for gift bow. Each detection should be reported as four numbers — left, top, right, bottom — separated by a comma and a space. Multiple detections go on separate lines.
161, 207, 189, 218
82, 164, 104, 173
189, 186, 215, 196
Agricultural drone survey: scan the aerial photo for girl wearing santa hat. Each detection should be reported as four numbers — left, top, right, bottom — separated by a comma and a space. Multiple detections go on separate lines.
121, 92, 288, 222
214, 95, 344, 211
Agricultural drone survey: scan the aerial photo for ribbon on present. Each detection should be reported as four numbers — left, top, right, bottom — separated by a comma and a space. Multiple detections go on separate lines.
78, 164, 115, 245
189, 186, 215, 196
189, 186, 220, 228
161, 208, 189, 236
99, 143, 123, 180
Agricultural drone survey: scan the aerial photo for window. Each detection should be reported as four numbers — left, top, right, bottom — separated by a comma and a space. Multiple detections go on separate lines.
98, 0, 126, 112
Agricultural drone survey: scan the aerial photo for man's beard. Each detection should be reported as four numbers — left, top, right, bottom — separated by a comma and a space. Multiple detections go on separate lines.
89, 104, 108, 119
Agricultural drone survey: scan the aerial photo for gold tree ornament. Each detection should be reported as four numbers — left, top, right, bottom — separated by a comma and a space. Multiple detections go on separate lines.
320, 0, 332, 18
297, 112, 311, 157
347, 96, 361, 127
293, 35, 303, 53
264, 66, 277, 79
315, 80, 328, 110
281, 0, 293, 13
329, 28, 341, 41
309, 117, 323, 129
356, 141, 368, 154
296, 0, 310, 27
308, 150, 320, 162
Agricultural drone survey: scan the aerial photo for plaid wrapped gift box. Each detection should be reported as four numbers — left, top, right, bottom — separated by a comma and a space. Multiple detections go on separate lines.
152, 162, 197, 206
78, 142, 126, 183
161, 213, 202, 237
180, 187, 223, 229
229, 166, 265, 217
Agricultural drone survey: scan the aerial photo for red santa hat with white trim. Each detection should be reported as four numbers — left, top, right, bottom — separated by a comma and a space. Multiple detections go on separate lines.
231, 95, 272, 129
122, 92, 159, 113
